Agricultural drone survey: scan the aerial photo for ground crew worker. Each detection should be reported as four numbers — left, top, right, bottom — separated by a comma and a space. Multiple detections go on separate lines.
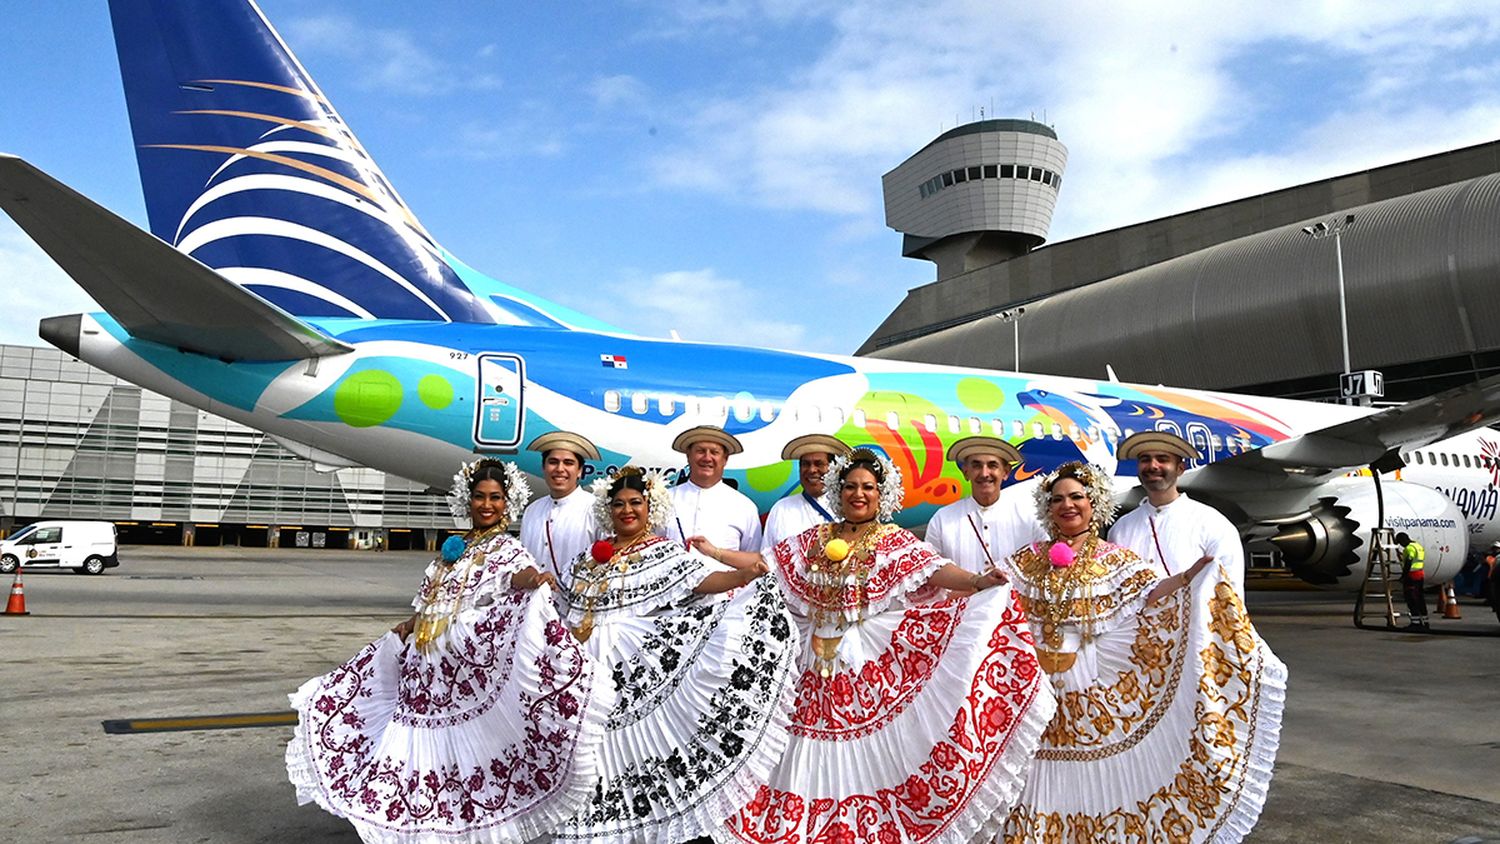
1396, 531, 1429, 632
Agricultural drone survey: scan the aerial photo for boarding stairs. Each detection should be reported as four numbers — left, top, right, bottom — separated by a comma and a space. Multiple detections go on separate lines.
1354, 526, 1402, 629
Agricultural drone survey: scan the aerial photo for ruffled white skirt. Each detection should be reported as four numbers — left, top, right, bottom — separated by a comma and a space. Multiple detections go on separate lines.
552, 574, 799, 844
727, 585, 1056, 844
1003, 566, 1287, 843
285, 586, 613, 844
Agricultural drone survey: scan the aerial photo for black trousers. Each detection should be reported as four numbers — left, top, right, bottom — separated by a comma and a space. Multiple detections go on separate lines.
1402, 578, 1428, 624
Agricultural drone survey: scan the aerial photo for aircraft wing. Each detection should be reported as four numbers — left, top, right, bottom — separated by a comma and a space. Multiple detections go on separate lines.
0, 154, 351, 361
1183, 372, 1500, 495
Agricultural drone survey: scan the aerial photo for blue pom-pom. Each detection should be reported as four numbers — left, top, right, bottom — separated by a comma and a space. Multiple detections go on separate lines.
441, 535, 466, 563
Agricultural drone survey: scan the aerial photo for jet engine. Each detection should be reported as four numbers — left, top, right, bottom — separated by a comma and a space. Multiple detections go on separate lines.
1267, 478, 1467, 589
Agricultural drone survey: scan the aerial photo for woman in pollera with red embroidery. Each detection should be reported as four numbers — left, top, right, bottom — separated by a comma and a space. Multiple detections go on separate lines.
999, 462, 1286, 843
727, 448, 1057, 844
550, 466, 799, 844
285, 458, 614, 843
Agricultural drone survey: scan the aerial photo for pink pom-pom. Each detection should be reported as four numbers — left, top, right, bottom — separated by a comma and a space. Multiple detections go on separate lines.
1048, 541, 1075, 568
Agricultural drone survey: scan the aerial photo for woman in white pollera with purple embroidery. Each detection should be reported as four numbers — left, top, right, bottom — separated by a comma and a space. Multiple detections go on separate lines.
285, 458, 614, 843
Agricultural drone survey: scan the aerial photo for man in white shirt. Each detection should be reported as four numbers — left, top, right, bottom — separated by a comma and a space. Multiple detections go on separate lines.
926, 436, 1044, 575
761, 434, 851, 554
666, 425, 763, 568
1109, 431, 1245, 593
519, 431, 602, 586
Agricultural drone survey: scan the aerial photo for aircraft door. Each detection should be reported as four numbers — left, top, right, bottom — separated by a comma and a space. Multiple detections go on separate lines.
474, 353, 526, 451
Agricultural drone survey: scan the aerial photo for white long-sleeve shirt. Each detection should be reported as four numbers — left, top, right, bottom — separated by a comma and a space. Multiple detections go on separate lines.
663, 479, 763, 553
1109, 493, 1245, 593
926, 494, 1045, 574
762, 493, 835, 554
519, 486, 600, 584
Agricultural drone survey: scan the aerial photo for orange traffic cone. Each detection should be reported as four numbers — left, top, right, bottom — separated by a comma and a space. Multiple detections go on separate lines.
4, 569, 28, 616
1441, 583, 1462, 619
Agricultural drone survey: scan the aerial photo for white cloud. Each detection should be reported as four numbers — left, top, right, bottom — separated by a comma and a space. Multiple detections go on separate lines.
641, 1, 1500, 244
589, 74, 650, 110
0, 222, 101, 347
285, 14, 502, 96
605, 268, 808, 349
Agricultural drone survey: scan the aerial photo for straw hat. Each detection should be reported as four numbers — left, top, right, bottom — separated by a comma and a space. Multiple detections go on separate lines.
526, 431, 601, 461
946, 435, 1022, 468
671, 425, 744, 456
1115, 430, 1202, 461
780, 433, 852, 461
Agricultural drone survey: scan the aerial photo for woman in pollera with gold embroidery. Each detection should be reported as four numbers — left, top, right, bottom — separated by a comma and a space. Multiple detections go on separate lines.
1000, 461, 1286, 843
285, 458, 615, 844
727, 448, 1057, 844
551, 466, 798, 844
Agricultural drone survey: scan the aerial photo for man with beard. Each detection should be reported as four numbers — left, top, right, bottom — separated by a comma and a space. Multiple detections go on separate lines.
1110, 430, 1246, 594
925, 436, 1044, 578
519, 431, 603, 587
667, 425, 762, 569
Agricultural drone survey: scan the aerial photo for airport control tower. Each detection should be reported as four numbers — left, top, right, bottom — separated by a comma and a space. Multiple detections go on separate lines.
882, 119, 1067, 281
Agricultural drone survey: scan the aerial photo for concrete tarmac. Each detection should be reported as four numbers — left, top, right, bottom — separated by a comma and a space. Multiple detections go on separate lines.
2, 547, 1497, 843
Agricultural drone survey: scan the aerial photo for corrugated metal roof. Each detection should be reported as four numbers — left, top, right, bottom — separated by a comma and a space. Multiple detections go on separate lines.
869, 172, 1500, 391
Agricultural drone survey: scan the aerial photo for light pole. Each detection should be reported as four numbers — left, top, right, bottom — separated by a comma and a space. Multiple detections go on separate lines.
1301, 214, 1356, 399
996, 307, 1025, 372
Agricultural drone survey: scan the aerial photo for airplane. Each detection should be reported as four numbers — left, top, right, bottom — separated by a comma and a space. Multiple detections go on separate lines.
3, 0, 1500, 592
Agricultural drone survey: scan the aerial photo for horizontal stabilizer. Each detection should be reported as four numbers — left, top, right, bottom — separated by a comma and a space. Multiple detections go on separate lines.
269, 435, 362, 471
1186, 373, 1500, 493
0, 154, 350, 361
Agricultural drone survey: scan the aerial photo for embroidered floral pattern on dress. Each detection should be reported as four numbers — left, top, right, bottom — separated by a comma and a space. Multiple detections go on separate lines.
1002, 557, 1286, 843
553, 544, 799, 844
781, 524, 945, 617
287, 531, 612, 843
728, 523, 1056, 844
790, 601, 963, 740
733, 596, 1047, 844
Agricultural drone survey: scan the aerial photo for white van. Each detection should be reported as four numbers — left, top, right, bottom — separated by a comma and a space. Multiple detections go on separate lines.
0, 521, 119, 575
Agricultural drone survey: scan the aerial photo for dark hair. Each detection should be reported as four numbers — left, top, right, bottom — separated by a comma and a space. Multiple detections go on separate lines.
839, 448, 886, 485
468, 459, 509, 495
607, 468, 648, 499
1395, 532, 1411, 546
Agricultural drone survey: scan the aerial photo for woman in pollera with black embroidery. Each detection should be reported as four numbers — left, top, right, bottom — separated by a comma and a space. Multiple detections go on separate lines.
551, 466, 798, 844
1000, 461, 1286, 843
727, 448, 1057, 844
285, 458, 614, 843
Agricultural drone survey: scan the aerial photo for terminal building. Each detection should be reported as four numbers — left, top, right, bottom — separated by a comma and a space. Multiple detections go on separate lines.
0, 343, 454, 547
862, 128, 1500, 404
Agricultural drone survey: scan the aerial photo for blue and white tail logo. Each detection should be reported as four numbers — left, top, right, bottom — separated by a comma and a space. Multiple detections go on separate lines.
109, 0, 611, 331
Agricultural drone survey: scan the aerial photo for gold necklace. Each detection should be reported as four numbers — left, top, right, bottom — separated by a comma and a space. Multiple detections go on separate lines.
413, 524, 504, 652
808, 522, 887, 677
572, 531, 651, 642
1038, 534, 1097, 649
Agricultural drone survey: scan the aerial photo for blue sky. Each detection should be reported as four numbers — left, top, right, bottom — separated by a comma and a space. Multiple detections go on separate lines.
4, 1, 1500, 355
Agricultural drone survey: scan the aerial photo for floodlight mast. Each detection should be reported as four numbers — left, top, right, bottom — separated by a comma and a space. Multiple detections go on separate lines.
1301, 214, 1357, 401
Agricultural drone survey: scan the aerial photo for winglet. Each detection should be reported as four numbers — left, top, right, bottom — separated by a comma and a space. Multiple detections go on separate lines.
0, 155, 350, 361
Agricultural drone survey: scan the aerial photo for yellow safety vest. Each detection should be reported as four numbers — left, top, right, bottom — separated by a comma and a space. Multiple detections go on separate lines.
1404, 542, 1425, 572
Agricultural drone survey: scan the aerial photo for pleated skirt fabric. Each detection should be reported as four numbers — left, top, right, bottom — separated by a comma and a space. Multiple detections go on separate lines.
552, 574, 799, 844
727, 585, 1057, 844
1003, 567, 1286, 843
286, 586, 613, 844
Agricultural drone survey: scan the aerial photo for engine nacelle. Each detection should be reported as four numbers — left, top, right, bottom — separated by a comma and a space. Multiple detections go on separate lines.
1267, 478, 1466, 589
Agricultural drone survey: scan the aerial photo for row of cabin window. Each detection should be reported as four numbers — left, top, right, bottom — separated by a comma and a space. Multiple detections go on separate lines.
1409, 450, 1496, 469
599, 390, 1253, 452
918, 162, 1062, 200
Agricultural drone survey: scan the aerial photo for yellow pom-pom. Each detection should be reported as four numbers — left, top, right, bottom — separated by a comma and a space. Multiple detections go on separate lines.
825, 538, 850, 562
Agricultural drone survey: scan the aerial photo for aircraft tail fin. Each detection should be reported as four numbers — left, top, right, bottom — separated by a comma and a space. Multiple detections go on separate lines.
106, 0, 615, 332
